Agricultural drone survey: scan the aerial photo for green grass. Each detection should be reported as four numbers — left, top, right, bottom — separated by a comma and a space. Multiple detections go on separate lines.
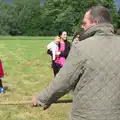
0, 37, 72, 120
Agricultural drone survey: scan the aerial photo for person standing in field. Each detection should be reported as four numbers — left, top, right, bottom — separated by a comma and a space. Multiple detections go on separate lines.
0, 59, 8, 92
47, 31, 71, 76
32, 5, 119, 120
0, 59, 4, 88
47, 36, 60, 76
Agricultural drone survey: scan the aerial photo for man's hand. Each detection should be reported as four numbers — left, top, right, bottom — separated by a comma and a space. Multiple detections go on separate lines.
32, 95, 49, 109
32, 95, 38, 107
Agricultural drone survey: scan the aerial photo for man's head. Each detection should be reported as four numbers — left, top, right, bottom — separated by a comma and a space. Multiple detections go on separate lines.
81, 6, 112, 31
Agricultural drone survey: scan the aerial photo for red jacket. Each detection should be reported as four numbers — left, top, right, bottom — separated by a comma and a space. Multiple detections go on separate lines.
0, 59, 4, 78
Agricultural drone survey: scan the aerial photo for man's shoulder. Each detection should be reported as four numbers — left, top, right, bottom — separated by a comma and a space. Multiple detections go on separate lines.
80, 34, 119, 43
72, 37, 93, 47
115, 35, 120, 39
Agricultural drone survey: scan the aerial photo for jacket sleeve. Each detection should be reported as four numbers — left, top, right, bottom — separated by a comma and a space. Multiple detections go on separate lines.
59, 41, 71, 58
36, 44, 86, 108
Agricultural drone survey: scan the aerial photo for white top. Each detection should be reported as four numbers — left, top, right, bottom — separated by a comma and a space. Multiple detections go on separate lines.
47, 41, 59, 60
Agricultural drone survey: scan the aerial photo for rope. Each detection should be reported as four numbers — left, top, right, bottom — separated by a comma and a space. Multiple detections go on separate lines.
0, 100, 32, 105
0, 99, 72, 105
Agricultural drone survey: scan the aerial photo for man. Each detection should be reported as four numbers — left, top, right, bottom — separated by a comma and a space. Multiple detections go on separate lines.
33, 6, 120, 120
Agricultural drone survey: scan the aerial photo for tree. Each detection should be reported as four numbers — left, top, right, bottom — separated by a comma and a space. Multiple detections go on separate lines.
0, 0, 119, 36
100, 0, 119, 29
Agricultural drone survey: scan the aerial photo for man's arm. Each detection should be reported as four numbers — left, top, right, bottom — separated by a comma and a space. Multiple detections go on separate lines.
36, 44, 86, 108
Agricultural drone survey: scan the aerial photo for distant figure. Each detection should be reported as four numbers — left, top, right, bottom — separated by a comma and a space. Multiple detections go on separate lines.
72, 32, 81, 44
0, 59, 8, 92
0, 59, 4, 88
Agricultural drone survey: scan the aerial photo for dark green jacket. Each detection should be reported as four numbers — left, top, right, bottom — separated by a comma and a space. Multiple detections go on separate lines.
36, 23, 120, 120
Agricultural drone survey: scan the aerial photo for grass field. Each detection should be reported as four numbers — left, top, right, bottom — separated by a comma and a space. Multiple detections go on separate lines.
0, 36, 72, 120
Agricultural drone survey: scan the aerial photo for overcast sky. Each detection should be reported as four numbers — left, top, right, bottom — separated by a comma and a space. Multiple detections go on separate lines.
114, 0, 120, 9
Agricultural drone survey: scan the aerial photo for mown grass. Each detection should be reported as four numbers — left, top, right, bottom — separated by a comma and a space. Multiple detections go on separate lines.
0, 37, 72, 120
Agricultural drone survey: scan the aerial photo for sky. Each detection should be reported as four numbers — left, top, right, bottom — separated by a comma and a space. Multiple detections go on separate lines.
114, 0, 120, 9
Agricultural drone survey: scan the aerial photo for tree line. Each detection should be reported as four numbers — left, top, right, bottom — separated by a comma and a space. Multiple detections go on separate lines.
0, 0, 119, 36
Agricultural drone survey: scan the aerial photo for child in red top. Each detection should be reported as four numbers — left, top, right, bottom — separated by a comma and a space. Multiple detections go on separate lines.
0, 59, 4, 88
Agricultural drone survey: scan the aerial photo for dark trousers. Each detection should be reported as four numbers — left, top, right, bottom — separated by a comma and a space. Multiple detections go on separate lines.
0, 79, 3, 88
52, 60, 61, 77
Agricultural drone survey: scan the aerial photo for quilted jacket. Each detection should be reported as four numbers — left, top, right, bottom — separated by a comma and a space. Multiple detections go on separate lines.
36, 23, 120, 120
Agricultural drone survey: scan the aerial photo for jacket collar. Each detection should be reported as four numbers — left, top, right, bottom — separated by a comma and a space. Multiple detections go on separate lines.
79, 23, 115, 41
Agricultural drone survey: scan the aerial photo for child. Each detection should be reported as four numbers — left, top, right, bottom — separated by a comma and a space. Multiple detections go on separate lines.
47, 36, 60, 61
0, 59, 4, 88
0, 59, 8, 92
47, 36, 61, 76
